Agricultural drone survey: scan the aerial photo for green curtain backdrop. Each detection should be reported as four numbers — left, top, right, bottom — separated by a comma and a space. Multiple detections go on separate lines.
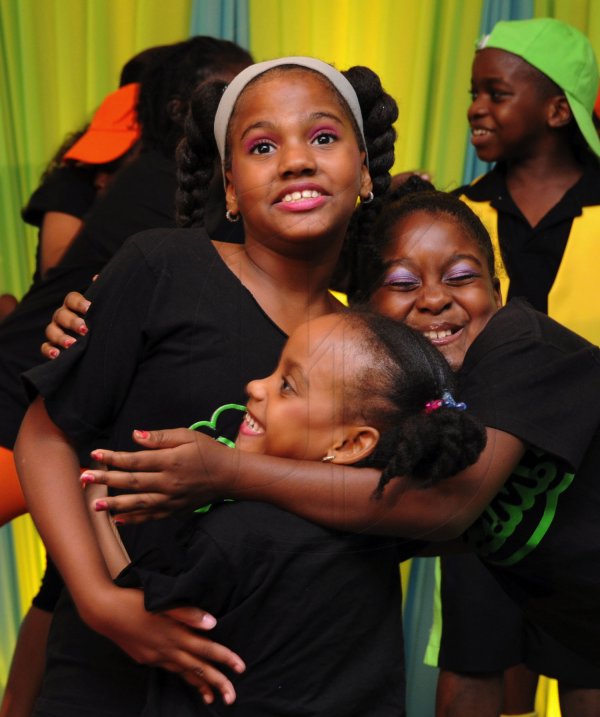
2, 1, 600, 713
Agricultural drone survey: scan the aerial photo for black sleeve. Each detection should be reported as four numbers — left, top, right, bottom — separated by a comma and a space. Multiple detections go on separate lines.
23, 236, 156, 444
22, 166, 96, 227
459, 302, 600, 470
115, 511, 239, 616
31, 555, 64, 613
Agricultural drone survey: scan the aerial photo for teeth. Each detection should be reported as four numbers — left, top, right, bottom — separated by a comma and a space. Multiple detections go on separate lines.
423, 329, 453, 340
282, 189, 321, 203
244, 412, 263, 434
472, 128, 490, 136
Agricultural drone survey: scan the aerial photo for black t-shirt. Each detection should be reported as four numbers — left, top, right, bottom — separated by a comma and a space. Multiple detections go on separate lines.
0, 149, 177, 450
25, 231, 287, 717
118, 502, 408, 717
22, 164, 97, 282
458, 299, 600, 664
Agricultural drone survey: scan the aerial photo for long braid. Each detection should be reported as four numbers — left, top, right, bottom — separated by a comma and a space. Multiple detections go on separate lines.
175, 80, 226, 228
332, 67, 398, 295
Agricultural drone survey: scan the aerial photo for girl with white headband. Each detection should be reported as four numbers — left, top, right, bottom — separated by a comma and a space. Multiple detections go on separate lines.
15, 58, 398, 716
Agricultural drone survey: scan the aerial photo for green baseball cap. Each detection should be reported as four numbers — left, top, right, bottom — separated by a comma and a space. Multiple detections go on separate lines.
478, 18, 600, 157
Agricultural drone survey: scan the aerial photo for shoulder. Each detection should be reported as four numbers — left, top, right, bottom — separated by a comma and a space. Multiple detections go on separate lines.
460, 300, 600, 465
466, 300, 598, 364
195, 501, 389, 556
454, 167, 501, 202
123, 227, 216, 265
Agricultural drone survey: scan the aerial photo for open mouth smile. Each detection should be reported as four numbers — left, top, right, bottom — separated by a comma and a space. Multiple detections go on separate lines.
239, 410, 265, 436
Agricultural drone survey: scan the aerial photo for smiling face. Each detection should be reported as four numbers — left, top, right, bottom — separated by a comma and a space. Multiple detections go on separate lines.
468, 48, 558, 163
369, 211, 501, 370
236, 314, 373, 461
224, 69, 372, 255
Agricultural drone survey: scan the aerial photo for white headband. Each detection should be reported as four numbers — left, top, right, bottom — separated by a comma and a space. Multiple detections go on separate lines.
213, 56, 368, 168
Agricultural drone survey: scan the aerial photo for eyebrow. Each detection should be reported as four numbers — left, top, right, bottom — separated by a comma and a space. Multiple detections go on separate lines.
240, 111, 345, 142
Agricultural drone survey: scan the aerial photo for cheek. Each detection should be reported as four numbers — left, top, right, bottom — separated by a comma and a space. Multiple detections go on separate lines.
369, 290, 411, 322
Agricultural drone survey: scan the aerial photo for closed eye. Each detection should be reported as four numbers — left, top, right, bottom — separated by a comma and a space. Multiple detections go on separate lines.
445, 270, 480, 284
382, 269, 421, 290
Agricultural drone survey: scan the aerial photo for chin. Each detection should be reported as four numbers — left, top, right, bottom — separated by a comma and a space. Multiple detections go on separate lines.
438, 348, 463, 372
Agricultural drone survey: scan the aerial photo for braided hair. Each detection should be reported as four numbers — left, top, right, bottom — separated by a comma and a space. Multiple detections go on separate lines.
339, 311, 486, 495
175, 63, 398, 231
353, 177, 499, 302
330, 66, 399, 293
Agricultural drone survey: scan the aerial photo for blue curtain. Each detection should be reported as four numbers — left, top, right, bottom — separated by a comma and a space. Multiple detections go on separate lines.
462, 0, 534, 184
190, 0, 249, 47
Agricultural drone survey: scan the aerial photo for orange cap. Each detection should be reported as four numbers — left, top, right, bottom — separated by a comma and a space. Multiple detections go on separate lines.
63, 83, 141, 164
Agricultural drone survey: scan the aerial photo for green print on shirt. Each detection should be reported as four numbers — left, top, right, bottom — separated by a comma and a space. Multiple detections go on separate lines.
464, 450, 574, 566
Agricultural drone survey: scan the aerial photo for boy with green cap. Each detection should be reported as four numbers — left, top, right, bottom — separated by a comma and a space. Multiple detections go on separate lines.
435, 17, 600, 717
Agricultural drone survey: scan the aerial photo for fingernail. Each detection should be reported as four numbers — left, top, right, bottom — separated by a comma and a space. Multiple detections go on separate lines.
113, 518, 125, 526
80, 473, 95, 484
78, 325, 88, 336
94, 500, 108, 511
134, 430, 149, 439
83, 300, 91, 311
201, 614, 217, 629
49, 348, 59, 359
90, 450, 103, 462
63, 337, 76, 348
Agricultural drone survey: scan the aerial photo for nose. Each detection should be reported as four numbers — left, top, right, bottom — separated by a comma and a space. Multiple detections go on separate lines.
246, 378, 267, 400
415, 283, 452, 314
467, 92, 487, 122
278, 140, 316, 178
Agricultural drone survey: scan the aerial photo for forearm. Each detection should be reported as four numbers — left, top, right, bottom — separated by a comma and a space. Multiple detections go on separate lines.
15, 398, 116, 623
0, 606, 51, 717
211, 427, 524, 540
91, 426, 524, 539
86, 482, 130, 577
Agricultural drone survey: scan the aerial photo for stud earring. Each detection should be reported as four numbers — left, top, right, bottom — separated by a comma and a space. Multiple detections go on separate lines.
225, 210, 240, 223
322, 454, 336, 463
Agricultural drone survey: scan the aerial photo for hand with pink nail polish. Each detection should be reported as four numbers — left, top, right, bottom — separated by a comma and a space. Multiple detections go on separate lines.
41, 290, 91, 359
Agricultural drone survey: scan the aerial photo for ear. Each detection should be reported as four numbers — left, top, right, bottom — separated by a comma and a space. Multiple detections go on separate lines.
547, 95, 573, 129
359, 155, 373, 201
166, 97, 186, 126
329, 425, 380, 465
492, 276, 502, 308
224, 170, 239, 215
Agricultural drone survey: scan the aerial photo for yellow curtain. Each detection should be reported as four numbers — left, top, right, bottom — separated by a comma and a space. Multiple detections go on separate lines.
248, 0, 484, 190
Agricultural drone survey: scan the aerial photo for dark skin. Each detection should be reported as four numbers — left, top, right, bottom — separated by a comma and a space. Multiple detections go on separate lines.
469, 48, 584, 227
62, 211, 526, 543
19, 67, 374, 706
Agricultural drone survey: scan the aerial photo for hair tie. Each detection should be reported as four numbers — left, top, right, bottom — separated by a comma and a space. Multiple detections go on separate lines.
424, 390, 467, 414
